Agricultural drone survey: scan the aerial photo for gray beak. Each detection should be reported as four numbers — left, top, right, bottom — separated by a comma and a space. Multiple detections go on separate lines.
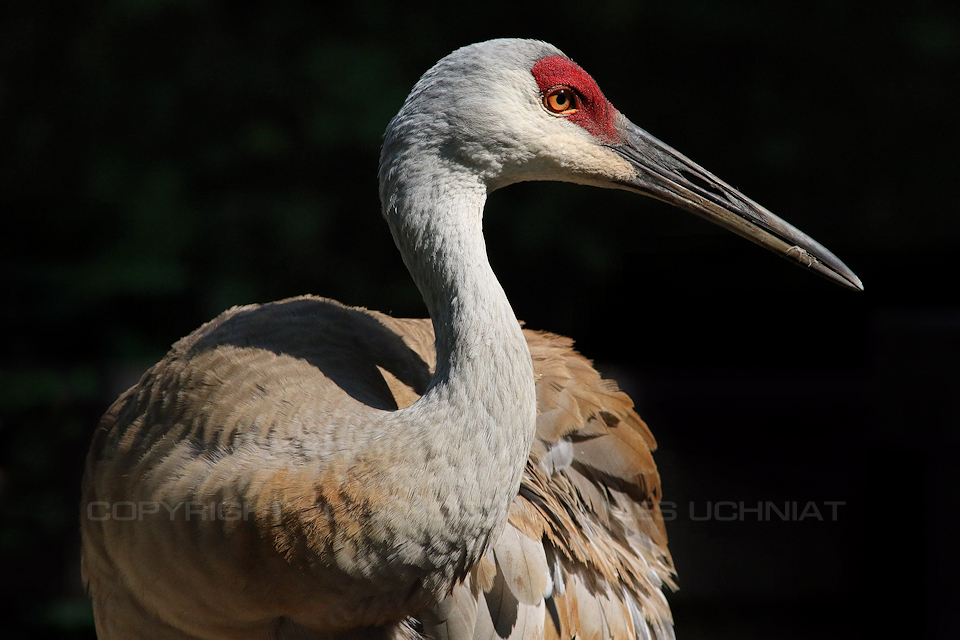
609, 115, 863, 291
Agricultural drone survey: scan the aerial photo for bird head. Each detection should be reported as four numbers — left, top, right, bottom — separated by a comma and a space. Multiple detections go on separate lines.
380, 39, 862, 290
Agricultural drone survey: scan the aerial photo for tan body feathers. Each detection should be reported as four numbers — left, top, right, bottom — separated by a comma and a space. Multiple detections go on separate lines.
81, 297, 674, 639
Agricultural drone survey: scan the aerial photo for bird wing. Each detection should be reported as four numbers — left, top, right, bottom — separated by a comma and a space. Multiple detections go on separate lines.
369, 312, 677, 640
82, 297, 674, 639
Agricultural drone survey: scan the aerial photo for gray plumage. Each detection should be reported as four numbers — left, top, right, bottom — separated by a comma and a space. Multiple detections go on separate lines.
81, 38, 860, 640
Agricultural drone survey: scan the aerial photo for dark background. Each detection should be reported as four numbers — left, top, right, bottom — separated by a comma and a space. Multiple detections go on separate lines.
2, 1, 958, 638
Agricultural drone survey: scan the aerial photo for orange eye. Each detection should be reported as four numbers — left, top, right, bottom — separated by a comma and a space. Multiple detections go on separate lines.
543, 87, 579, 115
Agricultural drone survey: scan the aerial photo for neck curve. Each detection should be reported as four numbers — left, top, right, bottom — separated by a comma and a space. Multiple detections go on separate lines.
356, 144, 537, 602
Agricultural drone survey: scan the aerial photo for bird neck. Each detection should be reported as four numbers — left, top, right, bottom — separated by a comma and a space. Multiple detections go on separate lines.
382, 158, 534, 393
377, 159, 537, 572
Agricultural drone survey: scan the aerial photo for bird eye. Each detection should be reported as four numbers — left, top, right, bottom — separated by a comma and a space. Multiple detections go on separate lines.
543, 87, 579, 115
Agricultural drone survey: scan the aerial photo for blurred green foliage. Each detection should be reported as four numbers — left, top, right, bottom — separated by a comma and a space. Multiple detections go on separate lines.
1, 0, 958, 638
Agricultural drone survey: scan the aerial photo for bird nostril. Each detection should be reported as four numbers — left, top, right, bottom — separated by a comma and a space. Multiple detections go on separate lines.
678, 169, 729, 202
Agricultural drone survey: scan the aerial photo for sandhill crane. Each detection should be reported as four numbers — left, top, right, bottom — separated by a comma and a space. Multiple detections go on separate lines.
80, 39, 862, 640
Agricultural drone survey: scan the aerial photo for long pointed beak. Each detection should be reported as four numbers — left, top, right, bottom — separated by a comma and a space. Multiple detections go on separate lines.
608, 116, 863, 291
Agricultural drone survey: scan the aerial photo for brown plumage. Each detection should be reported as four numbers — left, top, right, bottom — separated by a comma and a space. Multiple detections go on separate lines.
80, 38, 860, 640
82, 297, 674, 639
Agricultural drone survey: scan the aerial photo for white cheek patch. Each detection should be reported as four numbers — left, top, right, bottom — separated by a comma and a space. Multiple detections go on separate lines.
476, 71, 635, 188
462, 68, 635, 189
540, 132, 635, 183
